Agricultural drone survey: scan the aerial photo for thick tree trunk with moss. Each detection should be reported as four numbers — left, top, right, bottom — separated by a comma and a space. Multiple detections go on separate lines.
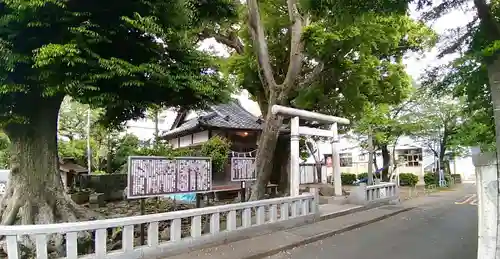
249, 104, 284, 200
0, 97, 97, 254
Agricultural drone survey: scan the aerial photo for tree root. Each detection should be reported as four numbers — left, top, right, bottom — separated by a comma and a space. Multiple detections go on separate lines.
0, 191, 102, 258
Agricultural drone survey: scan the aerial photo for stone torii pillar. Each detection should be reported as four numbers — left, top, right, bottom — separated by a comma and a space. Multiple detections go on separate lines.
472, 149, 499, 259
271, 105, 350, 197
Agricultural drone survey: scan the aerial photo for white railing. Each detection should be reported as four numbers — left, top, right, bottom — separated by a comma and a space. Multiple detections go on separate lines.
1, 194, 316, 259
365, 182, 398, 202
348, 182, 398, 205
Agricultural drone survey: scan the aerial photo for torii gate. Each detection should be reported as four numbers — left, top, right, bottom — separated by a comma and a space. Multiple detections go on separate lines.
271, 105, 350, 197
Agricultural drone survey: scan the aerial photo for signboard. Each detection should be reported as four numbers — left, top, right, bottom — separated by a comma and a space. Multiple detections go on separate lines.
0, 170, 9, 195
127, 156, 212, 199
231, 157, 257, 181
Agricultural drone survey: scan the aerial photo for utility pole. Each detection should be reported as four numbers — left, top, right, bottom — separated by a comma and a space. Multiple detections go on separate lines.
367, 126, 374, 186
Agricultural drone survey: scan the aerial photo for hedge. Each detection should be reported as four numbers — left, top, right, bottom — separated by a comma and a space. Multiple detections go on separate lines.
341, 173, 357, 185
399, 173, 419, 187
424, 172, 437, 186
357, 172, 367, 180
356, 172, 381, 180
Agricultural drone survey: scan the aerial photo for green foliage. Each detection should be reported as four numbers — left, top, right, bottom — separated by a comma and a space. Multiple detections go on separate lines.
357, 172, 368, 180
341, 173, 357, 185
399, 173, 419, 187
424, 172, 437, 186
225, 1, 436, 122
0, 0, 237, 127
59, 97, 103, 140
352, 88, 425, 168
419, 0, 500, 149
294, 14, 436, 119
58, 139, 90, 166
110, 134, 141, 172
199, 136, 231, 175
0, 131, 10, 168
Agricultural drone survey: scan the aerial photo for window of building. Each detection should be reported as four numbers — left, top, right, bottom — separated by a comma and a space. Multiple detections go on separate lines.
400, 149, 422, 167
358, 153, 366, 161
339, 153, 353, 167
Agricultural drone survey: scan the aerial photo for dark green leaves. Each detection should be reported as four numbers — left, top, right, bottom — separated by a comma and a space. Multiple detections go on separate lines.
0, 0, 237, 126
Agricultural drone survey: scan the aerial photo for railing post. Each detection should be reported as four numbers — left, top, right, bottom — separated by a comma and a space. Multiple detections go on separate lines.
473, 151, 499, 259
309, 187, 320, 213
290, 116, 300, 197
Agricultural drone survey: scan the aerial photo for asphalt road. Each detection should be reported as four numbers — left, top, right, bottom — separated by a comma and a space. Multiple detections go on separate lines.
268, 184, 478, 259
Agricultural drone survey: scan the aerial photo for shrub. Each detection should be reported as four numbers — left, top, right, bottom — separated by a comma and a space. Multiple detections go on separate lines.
341, 173, 357, 185
200, 136, 231, 174
355, 172, 381, 180
424, 172, 437, 186
399, 173, 419, 187
357, 172, 368, 180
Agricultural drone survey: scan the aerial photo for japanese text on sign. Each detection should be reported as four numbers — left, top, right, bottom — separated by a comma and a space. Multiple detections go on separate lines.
127, 156, 211, 199
231, 157, 256, 181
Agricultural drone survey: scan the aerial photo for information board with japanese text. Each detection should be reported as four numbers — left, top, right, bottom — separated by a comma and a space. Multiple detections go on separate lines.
231, 157, 257, 181
127, 156, 211, 199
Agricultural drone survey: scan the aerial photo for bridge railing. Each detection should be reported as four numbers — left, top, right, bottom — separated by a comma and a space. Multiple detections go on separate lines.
0, 194, 316, 259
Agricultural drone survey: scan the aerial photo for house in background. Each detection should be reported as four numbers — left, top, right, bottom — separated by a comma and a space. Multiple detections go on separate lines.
59, 157, 88, 189
161, 100, 267, 186
306, 137, 426, 183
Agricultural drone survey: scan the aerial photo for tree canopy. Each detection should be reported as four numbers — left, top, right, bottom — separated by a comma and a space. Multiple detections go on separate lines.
211, 0, 436, 198
0, 0, 239, 245
0, 0, 237, 126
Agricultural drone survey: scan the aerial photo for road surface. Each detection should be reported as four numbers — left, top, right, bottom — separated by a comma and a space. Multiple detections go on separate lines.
268, 184, 478, 259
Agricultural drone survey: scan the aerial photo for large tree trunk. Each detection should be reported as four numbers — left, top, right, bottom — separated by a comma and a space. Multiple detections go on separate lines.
1, 97, 97, 254
249, 103, 284, 200
270, 136, 290, 195
381, 144, 390, 181
487, 58, 500, 162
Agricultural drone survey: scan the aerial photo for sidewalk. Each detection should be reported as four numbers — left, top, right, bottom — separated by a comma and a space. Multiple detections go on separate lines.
163, 204, 413, 259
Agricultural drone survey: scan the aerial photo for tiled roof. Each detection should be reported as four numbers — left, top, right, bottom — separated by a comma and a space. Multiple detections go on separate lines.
162, 100, 263, 139
59, 158, 88, 174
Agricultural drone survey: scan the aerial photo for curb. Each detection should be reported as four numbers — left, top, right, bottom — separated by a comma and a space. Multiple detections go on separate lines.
319, 199, 398, 221
242, 206, 415, 259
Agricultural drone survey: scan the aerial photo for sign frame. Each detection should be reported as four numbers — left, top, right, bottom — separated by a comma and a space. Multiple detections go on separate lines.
231, 157, 257, 182
126, 156, 212, 199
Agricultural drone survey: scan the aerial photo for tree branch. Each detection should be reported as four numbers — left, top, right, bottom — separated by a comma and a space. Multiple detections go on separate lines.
282, 0, 305, 91
473, 0, 500, 40
247, 0, 277, 89
198, 29, 245, 55
437, 18, 478, 58
298, 62, 324, 89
